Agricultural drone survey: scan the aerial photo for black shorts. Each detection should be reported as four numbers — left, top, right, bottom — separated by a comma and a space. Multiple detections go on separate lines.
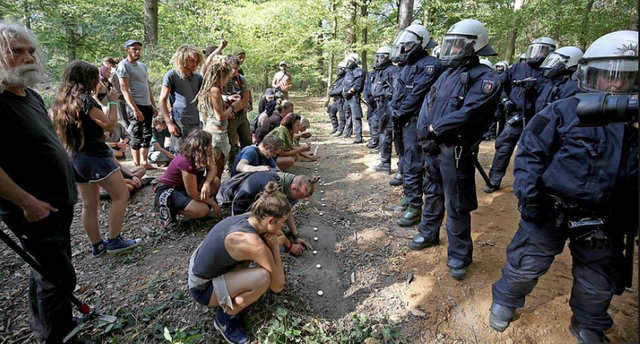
153, 184, 193, 212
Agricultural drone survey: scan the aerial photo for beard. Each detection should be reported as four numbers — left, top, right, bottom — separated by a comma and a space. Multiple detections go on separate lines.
0, 64, 46, 89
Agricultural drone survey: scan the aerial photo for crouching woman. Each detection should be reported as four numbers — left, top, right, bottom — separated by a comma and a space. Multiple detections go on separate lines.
188, 181, 289, 344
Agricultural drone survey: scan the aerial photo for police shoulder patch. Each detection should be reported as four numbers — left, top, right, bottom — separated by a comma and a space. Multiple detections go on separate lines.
426, 65, 435, 75
481, 80, 495, 94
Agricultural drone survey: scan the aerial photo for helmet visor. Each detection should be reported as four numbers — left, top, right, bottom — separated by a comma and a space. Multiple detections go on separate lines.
375, 52, 389, 63
526, 43, 553, 61
540, 51, 569, 70
579, 58, 639, 94
440, 35, 475, 60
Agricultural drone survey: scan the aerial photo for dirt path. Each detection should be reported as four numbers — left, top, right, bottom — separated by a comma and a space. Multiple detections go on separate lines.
0, 96, 637, 344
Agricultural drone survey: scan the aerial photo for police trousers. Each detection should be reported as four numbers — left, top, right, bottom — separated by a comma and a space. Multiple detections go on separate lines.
343, 95, 362, 141
491, 210, 625, 331
366, 100, 379, 144
401, 117, 423, 208
377, 99, 393, 165
419, 145, 477, 264
488, 120, 524, 186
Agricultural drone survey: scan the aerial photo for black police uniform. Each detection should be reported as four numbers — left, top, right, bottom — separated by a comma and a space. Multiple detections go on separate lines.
328, 71, 346, 134
389, 51, 443, 216
487, 61, 543, 188
342, 63, 365, 142
371, 62, 398, 167
535, 74, 581, 113
415, 58, 501, 269
491, 96, 638, 334
364, 70, 378, 146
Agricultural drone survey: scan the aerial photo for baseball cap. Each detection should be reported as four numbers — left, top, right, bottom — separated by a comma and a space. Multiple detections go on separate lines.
125, 40, 142, 49
279, 61, 287, 66
265, 88, 275, 96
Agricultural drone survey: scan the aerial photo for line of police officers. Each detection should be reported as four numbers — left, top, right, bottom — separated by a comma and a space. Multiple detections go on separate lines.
325, 20, 638, 344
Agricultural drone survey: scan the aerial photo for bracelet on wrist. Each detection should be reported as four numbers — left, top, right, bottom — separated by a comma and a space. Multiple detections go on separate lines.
291, 234, 299, 241
109, 101, 118, 106
285, 241, 293, 253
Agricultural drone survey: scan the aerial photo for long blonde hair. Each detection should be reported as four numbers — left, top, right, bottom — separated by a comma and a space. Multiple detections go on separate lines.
196, 55, 233, 119
171, 44, 204, 79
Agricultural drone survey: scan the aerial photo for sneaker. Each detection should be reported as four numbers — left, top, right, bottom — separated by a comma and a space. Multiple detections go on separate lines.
92, 240, 107, 257
214, 308, 250, 344
106, 235, 142, 253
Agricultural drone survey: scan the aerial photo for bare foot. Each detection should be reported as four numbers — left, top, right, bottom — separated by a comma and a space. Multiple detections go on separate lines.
142, 164, 157, 170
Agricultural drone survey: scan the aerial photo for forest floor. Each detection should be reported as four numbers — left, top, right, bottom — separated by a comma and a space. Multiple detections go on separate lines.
0, 95, 637, 344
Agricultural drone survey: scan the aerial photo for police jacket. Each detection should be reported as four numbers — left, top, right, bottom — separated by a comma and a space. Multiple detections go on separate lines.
500, 62, 543, 119
535, 75, 580, 113
371, 64, 398, 101
363, 70, 376, 106
389, 51, 443, 125
417, 58, 502, 146
329, 75, 345, 101
343, 65, 365, 98
514, 96, 638, 213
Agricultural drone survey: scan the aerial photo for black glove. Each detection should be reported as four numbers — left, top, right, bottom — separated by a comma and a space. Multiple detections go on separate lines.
518, 203, 541, 223
502, 99, 515, 112
421, 139, 440, 155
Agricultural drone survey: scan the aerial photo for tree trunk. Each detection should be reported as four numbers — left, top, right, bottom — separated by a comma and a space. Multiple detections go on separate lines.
144, 0, 158, 45
345, 0, 357, 46
578, 0, 595, 51
397, 0, 414, 34
325, 0, 340, 107
361, 0, 370, 75
504, 0, 525, 64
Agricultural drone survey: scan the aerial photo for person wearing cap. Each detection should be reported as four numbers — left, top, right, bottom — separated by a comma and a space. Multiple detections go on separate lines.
116, 39, 158, 170
272, 61, 293, 100
159, 45, 205, 154
148, 116, 175, 166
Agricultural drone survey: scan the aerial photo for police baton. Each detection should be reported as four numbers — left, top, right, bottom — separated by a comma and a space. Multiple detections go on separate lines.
0, 228, 116, 342
457, 135, 495, 189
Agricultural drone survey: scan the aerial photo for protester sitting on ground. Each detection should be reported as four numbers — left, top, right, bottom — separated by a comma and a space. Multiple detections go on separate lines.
258, 87, 277, 115
148, 116, 175, 167
105, 122, 131, 159
197, 55, 239, 181
102, 131, 146, 197
231, 135, 284, 176
256, 99, 293, 144
189, 181, 289, 344
253, 94, 278, 144
217, 170, 316, 256
265, 113, 311, 170
52, 60, 141, 256
154, 129, 221, 228
294, 116, 316, 162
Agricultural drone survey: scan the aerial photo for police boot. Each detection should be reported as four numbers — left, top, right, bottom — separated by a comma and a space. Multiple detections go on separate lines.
396, 207, 421, 227
446, 258, 468, 280
409, 235, 439, 251
569, 317, 610, 343
489, 302, 515, 332
331, 131, 343, 137
388, 196, 408, 212
483, 182, 500, 194
369, 147, 380, 154
372, 163, 391, 174
389, 173, 403, 187
367, 140, 378, 149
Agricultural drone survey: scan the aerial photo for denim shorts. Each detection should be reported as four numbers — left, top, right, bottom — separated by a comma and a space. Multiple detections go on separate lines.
72, 152, 119, 184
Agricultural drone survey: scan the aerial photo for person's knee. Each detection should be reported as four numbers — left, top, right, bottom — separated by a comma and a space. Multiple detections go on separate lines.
253, 268, 271, 292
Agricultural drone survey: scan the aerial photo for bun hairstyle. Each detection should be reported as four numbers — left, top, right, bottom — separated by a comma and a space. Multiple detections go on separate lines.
275, 99, 293, 113
249, 181, 291, 220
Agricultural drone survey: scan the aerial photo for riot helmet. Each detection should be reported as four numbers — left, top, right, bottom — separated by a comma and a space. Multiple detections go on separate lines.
525, 37, 556, 67
432, 45, 441, 59
337, 61, 347, 76
540, 46, 583, 79
345, 53, 360, 69
440, 19, 497, 68
480, 58, 493, 68
518, 53, 526, 63
495, 61, 508, 73
391, 24, 436, 64
374, 46, 393, 69
576, 30, 638, 94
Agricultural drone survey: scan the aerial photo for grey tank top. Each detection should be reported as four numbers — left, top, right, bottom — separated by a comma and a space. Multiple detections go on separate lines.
204, 97, 228, 127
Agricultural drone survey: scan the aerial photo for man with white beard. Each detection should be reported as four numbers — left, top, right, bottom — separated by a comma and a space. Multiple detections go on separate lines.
0, 22, 80, 343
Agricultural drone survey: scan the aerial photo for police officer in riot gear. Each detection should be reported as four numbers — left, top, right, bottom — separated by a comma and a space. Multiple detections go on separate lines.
484, 37, 556, 193
387, 24, 443, 226
535, 46, 583, 111
327, 61, 347, 135
489, 30, 638, 344
342, 53, 365, 143
370, 46, 399, 173
364, 64, 378, 148
483, 60, 511, 140
412, 19, 502, 281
